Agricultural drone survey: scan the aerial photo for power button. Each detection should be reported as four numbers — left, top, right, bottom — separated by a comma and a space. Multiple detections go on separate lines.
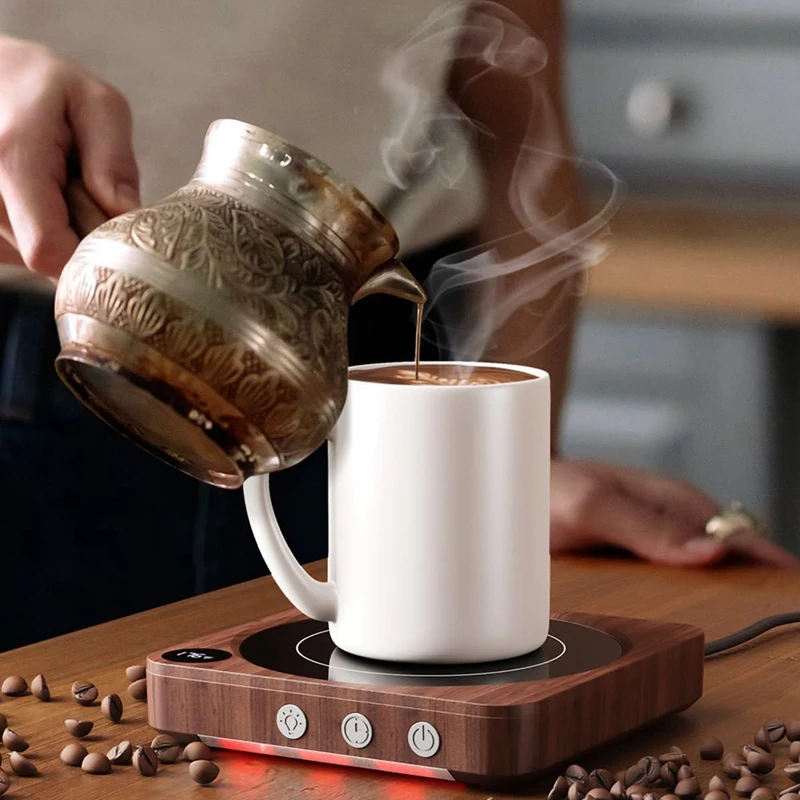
408, 721, 440, 758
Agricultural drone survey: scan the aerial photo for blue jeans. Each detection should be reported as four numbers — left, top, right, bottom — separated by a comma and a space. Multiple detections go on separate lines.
0, 239, 458, 651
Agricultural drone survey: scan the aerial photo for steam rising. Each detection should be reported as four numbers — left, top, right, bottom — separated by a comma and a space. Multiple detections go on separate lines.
380, 1, 623, 364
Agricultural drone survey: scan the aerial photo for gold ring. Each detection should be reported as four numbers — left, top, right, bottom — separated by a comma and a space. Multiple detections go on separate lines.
705, 501, 767, 541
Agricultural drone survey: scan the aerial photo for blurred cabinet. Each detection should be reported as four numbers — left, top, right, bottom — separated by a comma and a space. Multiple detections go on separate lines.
561, 310, 775, 530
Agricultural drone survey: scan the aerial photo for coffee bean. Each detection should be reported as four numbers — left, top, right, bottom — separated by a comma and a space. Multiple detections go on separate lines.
183, 740, 212, 762
151, 734, 181, 763
133, 745, 158, 777
661, 752, 691, 768
625, 766, 647, 788
611, 781, 627, 800
708, 775, 728, 794
627, 784, 648, 797
570, 781, 589, 800
780, 788, 800, 798
71, 681, 98, 706
639, 757, 661, 786
101, 694, 123, 723
746, 749, 774, 775
1, 676, 26, 697
107, 741, 133, 766
662, 795, 680, 800
701, 738, 725, 760
567, 765, 590, 785
591, 769, 614, 791
788, 722, 800, 743
736, 776, 761, 796
791, 742, 800, 763
782, 795, 800, 800
2, 729, 28, 752
616, 771, 627, 784
0, 771, 8, 796
705, 792, 729, 800
189, 760, 220, 785
750, 788, 775, 800
82, 753, 111, 775
9, 753, 37, 777
125, 665, 146, 682
30, 674, 49, 702
754, 729, 773, 752
722, 755, 745, 778
675, 778, 701, 798
785, 765, 800, 780
550, 776, 570, 800
588, 789, 613, 800
644, 793, 657, 800
765, 719, 786, 743
678, 765, 695, 780
64, 719, 94, 739
661, 762, 679, 788
128, 679, 147, 702
61, 743, 89, 767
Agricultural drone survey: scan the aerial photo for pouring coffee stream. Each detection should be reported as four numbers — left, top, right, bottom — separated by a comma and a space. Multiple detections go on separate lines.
55, 119, 427, 489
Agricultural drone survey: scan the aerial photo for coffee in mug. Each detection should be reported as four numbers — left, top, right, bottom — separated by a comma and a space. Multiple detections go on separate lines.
244, 361, 550, 664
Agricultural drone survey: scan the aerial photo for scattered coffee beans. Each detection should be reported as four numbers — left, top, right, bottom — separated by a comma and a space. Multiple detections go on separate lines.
128, 679, 147, 702
0, 771, 8, 796
183, 741, 212, 762
125, 665, 146, 682
639, 757, 661, 786
661, 752, 691, 769
569, 781, 588, 800
2, 729, 28, 752
785, 765, 800, 780
791, 742, 800, 763
133, 745, 158, 777
30, 674, 50, 702
71, 681, 98, 705
61, 743, 88, 767
1, 676, 27, 697
107, 741, 133, 766
550, 775, 570, 800
751, 788, 776, 800
765, 719, 787, 742
737, 776, 762, 795
789, 722, 800, 743
675, 777, 701, 798
588, 789, 613, 800
746, 748, 775, 775
678, 765, 695, 781
82, 753, 111, 775
705, 791, 729, 800
755, 728, 774, 752
9, 752, 37, 777
708, 775, 728, 794
610, 780, 626, 799
152, 734, 181, 763
661, 762, 679, 789
65, 719, 93, 738
101, 694, 123, 723
723, 754, 745, 778
625, 766, 647, 787
628, 783, 649, 797
567, 765, 590, 785
189, 760, 220, 785
701, 738, 725, 760
591, 769, 614, 791
0, 714, 6, 736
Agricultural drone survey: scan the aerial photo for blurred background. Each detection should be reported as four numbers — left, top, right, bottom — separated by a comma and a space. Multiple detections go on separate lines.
559, 0, 800, 553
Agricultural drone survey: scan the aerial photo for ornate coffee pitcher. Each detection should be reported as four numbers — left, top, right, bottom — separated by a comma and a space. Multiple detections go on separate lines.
54, 119, 425, 488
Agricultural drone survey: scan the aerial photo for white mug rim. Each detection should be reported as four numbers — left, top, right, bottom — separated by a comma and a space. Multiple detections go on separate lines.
347, 360, 547, 388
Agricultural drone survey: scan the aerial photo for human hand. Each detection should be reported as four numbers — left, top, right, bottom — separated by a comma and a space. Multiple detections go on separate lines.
551, 459, 800, 568
0, 35, 139, 276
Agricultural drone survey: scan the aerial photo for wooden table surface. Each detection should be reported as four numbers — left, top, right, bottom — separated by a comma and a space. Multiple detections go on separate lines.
1, 556, 799, 800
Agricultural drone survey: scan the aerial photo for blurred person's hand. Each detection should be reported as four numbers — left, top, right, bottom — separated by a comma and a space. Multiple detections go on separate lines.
0, 35, 139, 276
551, 459, 800, 568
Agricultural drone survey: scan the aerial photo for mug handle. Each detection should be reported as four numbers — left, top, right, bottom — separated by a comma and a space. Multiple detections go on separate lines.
243, 472, 338, 622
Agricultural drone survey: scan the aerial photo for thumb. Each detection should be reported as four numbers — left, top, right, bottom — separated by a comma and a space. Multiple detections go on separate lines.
67, 78, 140, 218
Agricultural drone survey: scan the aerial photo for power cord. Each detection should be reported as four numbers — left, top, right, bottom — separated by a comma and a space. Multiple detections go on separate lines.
704, 612, 800, 656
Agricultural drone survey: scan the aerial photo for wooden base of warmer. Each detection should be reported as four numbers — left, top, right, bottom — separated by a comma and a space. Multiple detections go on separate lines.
146, 610, 704, 786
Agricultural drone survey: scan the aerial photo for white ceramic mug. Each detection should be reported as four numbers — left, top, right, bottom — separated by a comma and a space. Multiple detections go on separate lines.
244, 361, 551, 664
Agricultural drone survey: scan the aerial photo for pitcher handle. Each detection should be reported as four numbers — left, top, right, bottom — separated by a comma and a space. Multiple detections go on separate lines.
243, 473, 338, 622
352, 259, 427, 305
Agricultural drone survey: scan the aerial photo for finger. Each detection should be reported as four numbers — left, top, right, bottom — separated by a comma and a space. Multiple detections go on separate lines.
0, 141, 80, 276
721, 532, 800, 569
68, 78, 140, 217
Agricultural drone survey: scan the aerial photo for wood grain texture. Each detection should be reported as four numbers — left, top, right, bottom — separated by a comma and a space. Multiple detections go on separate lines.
586, 198, 800, 321
0, 556, 799, 799
146, 610, 703, 783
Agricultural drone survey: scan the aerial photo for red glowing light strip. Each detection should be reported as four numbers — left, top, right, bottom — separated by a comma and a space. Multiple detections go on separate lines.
202, 736, 454, 781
